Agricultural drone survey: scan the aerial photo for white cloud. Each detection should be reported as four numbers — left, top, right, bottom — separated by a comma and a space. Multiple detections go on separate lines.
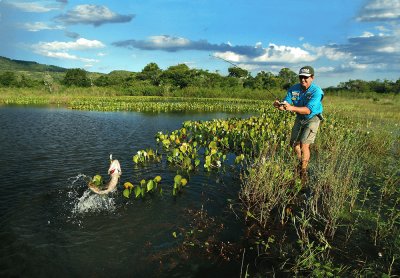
214, 51, 247, 63
149, 35, 190, 48
7, 1, 60, 13
254, 43, 316, 63
303, 43, 351, 61
33, 38, 105, 51
341, 61, 369, 70
360, 31, 374, 37
55, 4, 134, 26
358, 0, 400, 21
375, 25, 389, 32
21, 22, 64, 32
376, 46, 397, 53
213, 43, 317, 66
316, 66, 335, 73
32, 38, 104, 63
42, 51, 98, 63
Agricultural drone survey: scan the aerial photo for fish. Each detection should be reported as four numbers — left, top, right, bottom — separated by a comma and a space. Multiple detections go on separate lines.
88, 154, 122, 195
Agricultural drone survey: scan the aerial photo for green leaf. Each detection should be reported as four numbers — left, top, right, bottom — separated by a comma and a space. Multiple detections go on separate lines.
174, 175, 182, 184
147, 180, 155, 192
92, 175, 103, 186
154, 175, 162, 183
134, 186, 141, 198
123, 188, 131, 198
183, 157, 191, 167
172, 231, 177, 238
246, 211, 256, 219
179, 143, 188, 153
209, 141, 217, 149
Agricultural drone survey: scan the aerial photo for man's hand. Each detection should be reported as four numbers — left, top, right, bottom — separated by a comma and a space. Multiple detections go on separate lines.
283, 103, 293, 111
273, 100, 286, 110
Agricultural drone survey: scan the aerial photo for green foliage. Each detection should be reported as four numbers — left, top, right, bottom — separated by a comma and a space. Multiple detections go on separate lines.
172, 174, 188, 196
253, 71, 281, 90
0, 71, 17, 87
327, 78, 400, 94
228, 66, 249, 79
132, 149, 161, 164
62, 68, 91, 87
0, 56, 67, 72
137, 62, 162, 86
278, 67, 298, 90
91, 174, 103, 187
122, 176, 163, 199
94, 75, 111, 87
1, 55, 399, 94
161, 64, 192, 88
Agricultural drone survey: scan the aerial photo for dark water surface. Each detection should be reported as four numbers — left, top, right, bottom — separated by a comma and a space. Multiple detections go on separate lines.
0, 106, 247, 277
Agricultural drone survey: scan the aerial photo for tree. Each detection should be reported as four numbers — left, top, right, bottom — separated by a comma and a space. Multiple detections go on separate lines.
161, 64, 192, 88
228, 67, 248, 79
19, 74, 35, 88
62, 68, 91, 87
278, 68, 297, 90
254, 71, 280, 90
394, 78, 400, 94
0, 71, 17, 87
338, 79, 370, 92
137, 62, 162, 86
94, 75, 111, 87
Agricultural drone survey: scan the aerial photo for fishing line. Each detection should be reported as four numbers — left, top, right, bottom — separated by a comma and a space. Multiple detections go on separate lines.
209, 54, 283, 101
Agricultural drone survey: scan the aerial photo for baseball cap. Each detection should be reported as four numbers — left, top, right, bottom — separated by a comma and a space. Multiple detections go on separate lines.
298, 66, 314, 77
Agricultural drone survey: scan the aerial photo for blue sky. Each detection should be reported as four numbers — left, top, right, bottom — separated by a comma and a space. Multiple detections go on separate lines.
0, 0, 399, 87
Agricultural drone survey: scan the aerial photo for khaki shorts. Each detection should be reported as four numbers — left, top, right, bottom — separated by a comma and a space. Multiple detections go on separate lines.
290, 116, 321, 145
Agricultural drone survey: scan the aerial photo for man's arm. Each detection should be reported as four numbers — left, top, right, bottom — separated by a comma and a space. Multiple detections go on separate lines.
283, 104, 311, 114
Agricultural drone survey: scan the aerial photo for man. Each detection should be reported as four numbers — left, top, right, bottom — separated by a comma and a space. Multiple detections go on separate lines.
273, 66, 324, 177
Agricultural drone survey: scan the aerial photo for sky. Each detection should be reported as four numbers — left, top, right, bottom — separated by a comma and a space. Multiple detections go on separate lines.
0, 0, 399, 88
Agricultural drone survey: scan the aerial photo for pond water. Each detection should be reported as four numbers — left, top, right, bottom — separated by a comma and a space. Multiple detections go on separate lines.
0, 106, 250, 277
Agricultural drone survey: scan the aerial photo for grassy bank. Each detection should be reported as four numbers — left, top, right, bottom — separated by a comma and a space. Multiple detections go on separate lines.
0, 87, 275, 113
240, 94, 400, 276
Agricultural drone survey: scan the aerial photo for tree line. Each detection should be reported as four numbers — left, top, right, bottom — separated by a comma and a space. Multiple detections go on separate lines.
1, 62, 399, 94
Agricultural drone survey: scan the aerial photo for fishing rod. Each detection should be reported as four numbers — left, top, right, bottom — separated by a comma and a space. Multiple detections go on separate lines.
210, 54, 284, 102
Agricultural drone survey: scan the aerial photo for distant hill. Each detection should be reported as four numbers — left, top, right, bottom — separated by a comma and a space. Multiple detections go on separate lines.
0, 56, 68, 73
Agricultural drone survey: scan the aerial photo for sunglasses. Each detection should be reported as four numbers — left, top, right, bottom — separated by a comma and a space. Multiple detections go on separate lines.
299, 75, 310, 80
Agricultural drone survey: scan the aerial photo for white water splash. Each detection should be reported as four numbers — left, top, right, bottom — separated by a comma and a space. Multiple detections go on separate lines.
66, 174, 117, 215
72, 190, 116, 214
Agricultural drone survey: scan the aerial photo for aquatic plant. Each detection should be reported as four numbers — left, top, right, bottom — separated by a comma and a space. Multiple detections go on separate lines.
123, 175, 162, 198
90, 174, 103, 187
172, 174, 188, 196
132, 148, 161, 164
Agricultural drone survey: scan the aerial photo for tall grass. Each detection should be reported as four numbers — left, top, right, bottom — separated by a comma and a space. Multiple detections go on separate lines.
239, 95, 400, 275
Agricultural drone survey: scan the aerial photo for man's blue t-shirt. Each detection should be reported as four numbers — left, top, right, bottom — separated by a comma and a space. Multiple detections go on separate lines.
283, 82, 324, 120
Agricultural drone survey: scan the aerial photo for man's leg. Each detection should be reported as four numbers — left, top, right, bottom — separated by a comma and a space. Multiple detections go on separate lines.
293, 142, 302, 161
292, 142, 310, 176
300, 143, 310, 171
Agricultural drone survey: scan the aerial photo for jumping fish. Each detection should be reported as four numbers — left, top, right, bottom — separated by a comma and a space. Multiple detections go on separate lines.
88, 155, 122, 194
